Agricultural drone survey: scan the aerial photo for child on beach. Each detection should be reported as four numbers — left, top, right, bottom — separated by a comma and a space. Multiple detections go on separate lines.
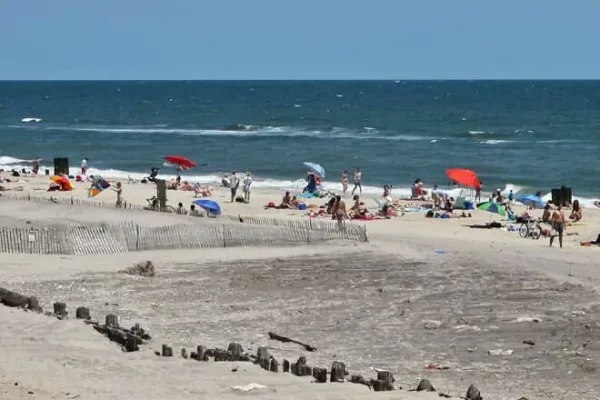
110, 182, 123, 208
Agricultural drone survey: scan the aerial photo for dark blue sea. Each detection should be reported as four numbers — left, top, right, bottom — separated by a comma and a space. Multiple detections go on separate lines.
1, 80, 599, 204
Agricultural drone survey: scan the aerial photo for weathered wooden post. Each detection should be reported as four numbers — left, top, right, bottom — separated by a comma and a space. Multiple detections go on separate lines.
196, 345, 207, 361
125, 333, 139, 352
181, 348, 188, 359
105, 314, 119, 327
75, 307, 91, 320
228, 342, 243, 361
372, 371, 394, 391
53, 302, 67, 318
330, 361, 346, 382
162, 344, 173, 357
466, 384, 482, 400
417, 378, 435, 392
313, 367, 327, 383
283, 359, 290, 373
270, 358, 279, 372
257, 347, 270, 370
27, 296, 41, 312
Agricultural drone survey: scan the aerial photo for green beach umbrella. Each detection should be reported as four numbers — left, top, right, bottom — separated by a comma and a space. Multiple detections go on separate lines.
477, 201, 507, 217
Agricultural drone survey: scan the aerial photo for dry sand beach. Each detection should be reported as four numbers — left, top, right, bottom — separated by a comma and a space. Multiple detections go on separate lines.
1, 175, 600, 399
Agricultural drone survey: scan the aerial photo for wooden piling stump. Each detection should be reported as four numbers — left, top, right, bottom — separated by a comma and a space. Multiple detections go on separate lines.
27, 297, 41, 312
283, 359, 290, 373
181, 348, 188, 359
314, 367, 327, 383
301, 365, 312, 376
196, 345, 207, 361
125, 333, 139, 352
257, 347, 270, 370
105, 314, 119, 328
75, 307, 91, 320
373, 371, 394, 391
228, 342, 243, 360
417, 378, 435, 392
466, 384, 482, 400
330, 361, 346, 382
53, 302, 67, 318
270, 358, 279, 373
161, 344, 173, 357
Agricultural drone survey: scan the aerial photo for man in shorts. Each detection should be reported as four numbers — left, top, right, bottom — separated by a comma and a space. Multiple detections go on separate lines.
229, 171, 240, 203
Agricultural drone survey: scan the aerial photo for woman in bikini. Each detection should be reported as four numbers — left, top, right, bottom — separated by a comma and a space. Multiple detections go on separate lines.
351, 168, 362, 195
332, 195, 348, 227
342, 170, 349, 195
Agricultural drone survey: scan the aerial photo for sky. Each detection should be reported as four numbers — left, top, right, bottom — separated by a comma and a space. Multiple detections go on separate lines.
1, 0, 599, 80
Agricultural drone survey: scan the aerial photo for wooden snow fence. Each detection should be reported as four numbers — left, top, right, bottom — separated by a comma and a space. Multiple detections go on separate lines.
0, 195, 368, 255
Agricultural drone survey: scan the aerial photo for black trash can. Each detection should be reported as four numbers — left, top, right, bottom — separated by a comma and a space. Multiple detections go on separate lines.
53, 157, 69, 176
551, 188, 561, 205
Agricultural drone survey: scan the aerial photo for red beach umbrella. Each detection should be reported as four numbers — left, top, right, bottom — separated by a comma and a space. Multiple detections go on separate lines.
446, 168, 481, 189
164, 155, 196, 169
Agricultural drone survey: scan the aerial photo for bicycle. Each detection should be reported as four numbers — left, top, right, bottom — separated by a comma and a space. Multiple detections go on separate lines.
518, 218, 542, 240
144, 196, 176, 213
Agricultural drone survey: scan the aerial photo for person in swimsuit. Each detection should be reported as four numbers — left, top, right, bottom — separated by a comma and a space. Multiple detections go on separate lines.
351, 168, 362, 195
550, 205, 566, 248
475, 181, 483, 203
341, 170, 349, 195
31, 157, 41, 175
111, 181, 123, 207
569, 199, 582, 222
332, 195, 348, 227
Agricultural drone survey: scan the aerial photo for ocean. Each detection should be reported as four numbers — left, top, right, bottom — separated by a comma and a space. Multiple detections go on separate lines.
1, 80, 599, 205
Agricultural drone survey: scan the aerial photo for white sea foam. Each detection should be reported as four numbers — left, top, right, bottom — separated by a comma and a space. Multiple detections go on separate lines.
481, 139, 514, 145
21, 117, 42, 123
9, 124, 437, 142
468, 130, 487, 135
0, 156, 28, 164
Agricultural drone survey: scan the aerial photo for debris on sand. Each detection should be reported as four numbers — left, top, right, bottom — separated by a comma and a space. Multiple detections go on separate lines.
488, 349, 513, 356
231, 383, 267, 392
119, 261, 156, 277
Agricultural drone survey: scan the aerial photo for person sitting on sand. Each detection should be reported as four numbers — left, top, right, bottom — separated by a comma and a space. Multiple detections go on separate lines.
180, 181, 194, 191
167, 179, 179, 190
277, 191, 294, 209
569, 200, 582, 222
189, 204, 204, 217
194, 183, 212, 198
326, 197, 336, 214
176, 202, 187, 215
542, 203, 553, 223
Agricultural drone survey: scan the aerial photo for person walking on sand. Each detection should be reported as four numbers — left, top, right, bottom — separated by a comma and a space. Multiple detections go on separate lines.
342, 170, 349, 195
81, 158, 88, 175
351, 168, 362, 195
332, 195, 348, 228
31, 157, 41, 175
229, 170, 240, 203
550, 205, 566, 248
243, 171, 253, 203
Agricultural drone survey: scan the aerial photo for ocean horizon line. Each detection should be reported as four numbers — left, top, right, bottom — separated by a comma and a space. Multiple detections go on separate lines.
3, 78, 600, 83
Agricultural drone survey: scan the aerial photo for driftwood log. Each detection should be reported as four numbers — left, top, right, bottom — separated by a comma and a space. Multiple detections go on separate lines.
88, 317, 150, 352
268, 331, 316, 352
351, 374, 372, 390
0, 287, 30, 308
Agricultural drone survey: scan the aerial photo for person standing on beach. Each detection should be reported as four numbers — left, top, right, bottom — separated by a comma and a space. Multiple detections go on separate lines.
110, 182, 123, 208
351, 168, 362, 195
341, 170, 349, 195
81, 158, 88, 175
549, 205, 566, 248
229, 171, 240, 203
475, 181, 483, 202
243, 172, 253, 203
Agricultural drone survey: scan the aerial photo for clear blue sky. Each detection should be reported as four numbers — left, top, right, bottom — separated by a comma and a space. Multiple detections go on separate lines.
1, 0, 599, 80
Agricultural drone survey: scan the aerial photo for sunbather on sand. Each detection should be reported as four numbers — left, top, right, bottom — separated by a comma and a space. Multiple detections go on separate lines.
194, 184, 212, 198
276, 191, 294, 209
167, 179, 179, 190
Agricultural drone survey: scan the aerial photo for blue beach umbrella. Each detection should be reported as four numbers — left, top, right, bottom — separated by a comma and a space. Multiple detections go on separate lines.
517, 194, 545, 209
192, 199, 222, 216
303, 162, 326, 178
